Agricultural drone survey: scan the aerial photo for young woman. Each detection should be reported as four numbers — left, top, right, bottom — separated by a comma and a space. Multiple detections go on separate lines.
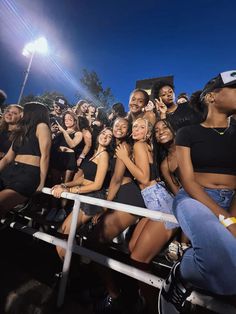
76, 116, 92, 167
0, 102, 51, 215
154, 119, 189, 260
158, 70, 236, 314
51, 127, 113, 259
86, 103, 96, 126
127, 88, 156, 126
0, 104, 23, 159
89, 118, 146, 314
90, 117, 145, 243
74, 100, 89, 117
50, 111, 83, 184
116, 118, 178, 265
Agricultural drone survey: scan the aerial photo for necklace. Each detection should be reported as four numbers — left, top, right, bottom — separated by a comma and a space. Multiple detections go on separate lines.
202, 118, 230, 136
90, 149, 106, 161
211, 126, 230, 136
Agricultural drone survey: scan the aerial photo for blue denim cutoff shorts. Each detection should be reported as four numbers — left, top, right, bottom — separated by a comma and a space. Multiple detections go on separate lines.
141, 182, 179, 229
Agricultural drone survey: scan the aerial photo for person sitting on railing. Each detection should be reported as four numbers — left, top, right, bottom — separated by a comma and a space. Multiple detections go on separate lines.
0, 104, 23, 159
51, 127, 113, 260
154, 119, 190, 261
158, 70, 236, 314
0, 102, 51, 216
90, 117, 147, 313
91, 118, 179, 313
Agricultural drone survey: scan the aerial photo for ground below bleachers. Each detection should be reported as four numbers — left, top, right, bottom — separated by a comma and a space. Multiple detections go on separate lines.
0, 226, 232, 314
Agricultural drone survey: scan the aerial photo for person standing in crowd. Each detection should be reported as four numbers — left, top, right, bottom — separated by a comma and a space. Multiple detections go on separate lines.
127, 88, 156, 126
50, 111, 83, 184
0, 104, 23, 159
158, 70, 236, 314
50, 97, 67, 125
152, 81, 202, 131
0, 102, 51, 215
176, 93, 189, 105
76, 116, 93, 166
86, 103, 96, 126
51, 128, 113, 260
108, 102, 126, 126
74, 100, 89, 117
0, 89, 7, 113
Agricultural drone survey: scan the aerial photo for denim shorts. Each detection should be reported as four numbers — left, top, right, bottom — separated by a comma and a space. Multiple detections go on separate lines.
204, 188, 235, 210
175, 188, 235, 212
141, 182, 179, 229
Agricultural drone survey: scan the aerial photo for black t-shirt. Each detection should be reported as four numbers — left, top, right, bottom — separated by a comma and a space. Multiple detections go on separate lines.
166, 104, 202, 131
176, 124, 236, 175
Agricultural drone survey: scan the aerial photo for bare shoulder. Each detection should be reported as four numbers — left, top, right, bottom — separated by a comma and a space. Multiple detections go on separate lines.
133, 141, 147, 151
36, 122, 50, 131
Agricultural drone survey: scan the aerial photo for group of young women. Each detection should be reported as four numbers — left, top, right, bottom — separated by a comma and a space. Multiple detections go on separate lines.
0, 70, 236, 314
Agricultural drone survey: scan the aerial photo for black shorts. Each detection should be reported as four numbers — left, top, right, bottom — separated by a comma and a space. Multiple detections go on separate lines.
80, 190, 106, 216
0, 161, 40, 197
114, 181, 145, 208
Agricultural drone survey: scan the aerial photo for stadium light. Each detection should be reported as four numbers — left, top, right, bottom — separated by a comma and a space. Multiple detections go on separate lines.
18, 37, 48, 104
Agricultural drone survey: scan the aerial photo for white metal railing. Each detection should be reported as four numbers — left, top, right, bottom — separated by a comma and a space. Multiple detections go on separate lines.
5, 187, 235, 314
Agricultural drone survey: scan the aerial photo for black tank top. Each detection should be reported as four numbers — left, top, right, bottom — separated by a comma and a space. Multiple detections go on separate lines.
110, 157, 133, 179
149, 163, 159, 181
80, 159, 97, 181
12, 127, 41, 156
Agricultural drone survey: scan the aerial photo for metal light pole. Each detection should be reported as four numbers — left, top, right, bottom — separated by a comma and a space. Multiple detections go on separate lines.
18, 37, 48, 105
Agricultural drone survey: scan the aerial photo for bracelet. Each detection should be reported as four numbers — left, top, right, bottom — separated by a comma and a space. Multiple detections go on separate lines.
79, 154, 85, 159
61, 183, 67, 189
219, 215, 236, 228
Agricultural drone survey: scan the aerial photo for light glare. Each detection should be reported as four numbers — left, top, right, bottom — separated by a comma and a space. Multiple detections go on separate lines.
22, 36, 48, 57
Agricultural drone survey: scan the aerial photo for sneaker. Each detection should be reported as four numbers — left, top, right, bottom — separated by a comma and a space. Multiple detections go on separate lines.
165, 241, 181, 262
158, 262, 192, 314
180, 243, 191, 256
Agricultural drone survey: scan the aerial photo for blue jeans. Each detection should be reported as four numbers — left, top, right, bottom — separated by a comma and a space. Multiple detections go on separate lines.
173, 188, 236, 295
141, 182, 179, 230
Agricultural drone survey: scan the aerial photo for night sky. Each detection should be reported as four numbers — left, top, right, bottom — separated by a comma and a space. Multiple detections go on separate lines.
0, 0, 236, 109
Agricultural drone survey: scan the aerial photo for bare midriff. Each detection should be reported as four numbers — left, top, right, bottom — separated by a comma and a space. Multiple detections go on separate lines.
15, 155, 40, 167
195, 172, 236, 190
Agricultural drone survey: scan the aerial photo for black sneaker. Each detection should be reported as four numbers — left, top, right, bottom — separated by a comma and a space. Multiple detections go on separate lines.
158, 262, 192, 314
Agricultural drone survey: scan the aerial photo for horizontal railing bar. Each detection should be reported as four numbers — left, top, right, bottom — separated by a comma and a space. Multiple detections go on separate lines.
42, 187, 178, 223
8, 221, 235, 314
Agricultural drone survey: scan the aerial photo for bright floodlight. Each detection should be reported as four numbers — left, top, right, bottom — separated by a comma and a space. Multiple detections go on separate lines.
22, 37, 48, 57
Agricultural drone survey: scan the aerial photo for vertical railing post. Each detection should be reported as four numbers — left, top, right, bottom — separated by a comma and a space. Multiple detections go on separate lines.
57, 197, 80, 308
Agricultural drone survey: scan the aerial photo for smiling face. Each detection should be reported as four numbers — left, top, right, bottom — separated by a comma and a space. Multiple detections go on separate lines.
113, 118, 129, 139
159, 86, 175, 106
129, 91, 147, 115
154, 120, 174, 144
4, 106, 22, 125
98, 128, 113, 147
132, 118, 150, 141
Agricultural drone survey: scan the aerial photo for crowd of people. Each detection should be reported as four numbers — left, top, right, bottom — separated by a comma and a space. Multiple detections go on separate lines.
0, 70, 236, 314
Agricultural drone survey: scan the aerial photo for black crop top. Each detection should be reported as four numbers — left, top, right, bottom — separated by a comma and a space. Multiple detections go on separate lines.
80, 159, 97, 181
176, 124, 236, 175
110, 157, 133, 179
149, 163, 159, 180
12, 128, 41, 157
